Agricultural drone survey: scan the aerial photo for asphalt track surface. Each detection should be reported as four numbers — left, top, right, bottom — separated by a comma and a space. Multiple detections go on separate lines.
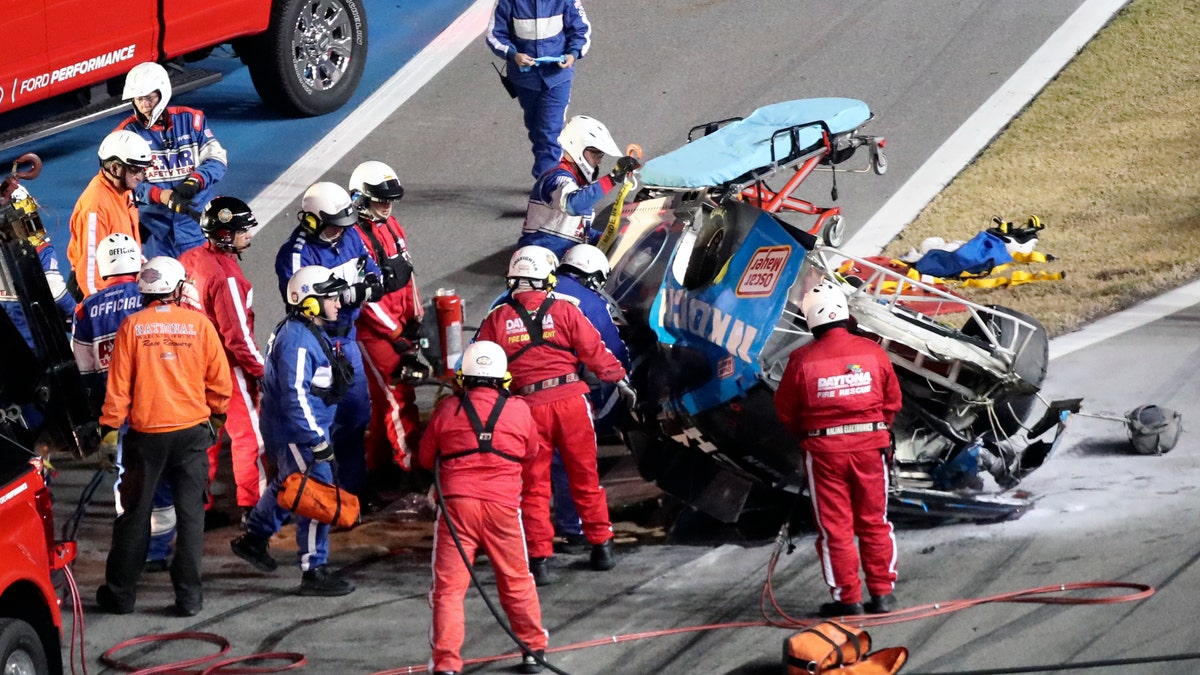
39, 0, 1200, 673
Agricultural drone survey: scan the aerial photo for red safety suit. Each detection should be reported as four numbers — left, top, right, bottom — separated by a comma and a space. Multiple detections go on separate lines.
418, 387, 547, 674
476, 289, 626, 558
179, 242, 267, 508
774, 326, 902, 604
352, 213, 423, 470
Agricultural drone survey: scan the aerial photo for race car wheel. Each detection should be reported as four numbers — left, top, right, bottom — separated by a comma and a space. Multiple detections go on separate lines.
0, 618, 49, 675
820, 215, 845, 247
241, 0, 368, 116
682, 219, 727, 290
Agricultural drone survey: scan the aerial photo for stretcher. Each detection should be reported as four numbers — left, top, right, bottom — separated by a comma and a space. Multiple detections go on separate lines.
638, 98, 887, 246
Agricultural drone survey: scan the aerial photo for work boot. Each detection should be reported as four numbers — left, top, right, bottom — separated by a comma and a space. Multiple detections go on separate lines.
230, 532, 278, 572
818, 601, 864, 618
590, 539, 616, 571
529, 557, 555, 586
865, 593, 897, 614
298, 566, 355, 597
521, 650, 545, 674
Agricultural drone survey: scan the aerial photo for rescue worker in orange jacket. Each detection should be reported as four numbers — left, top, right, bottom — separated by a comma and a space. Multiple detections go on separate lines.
418, 341, 549, 675
475, 245, 633, 586
347, 161, 426, 475
773, 282, 902, 617
68, 130, 153, 298
179, 197, 267, 515
95, 256, 231, 617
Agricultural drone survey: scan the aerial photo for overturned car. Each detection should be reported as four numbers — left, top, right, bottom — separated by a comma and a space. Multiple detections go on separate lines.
599, 99, 1072, 525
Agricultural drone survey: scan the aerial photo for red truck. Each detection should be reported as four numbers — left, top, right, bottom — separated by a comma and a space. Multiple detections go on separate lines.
0, 456, 75, 675
1, 0, 368, 149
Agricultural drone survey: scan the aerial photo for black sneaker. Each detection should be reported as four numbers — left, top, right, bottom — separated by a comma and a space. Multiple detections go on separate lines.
96, 585, 133, 615
818, 601, 865, 618
230, 533, 278, 572
143, 559, 170, 573
865, 593, 897, 614
521, 650, 545, 674
589, 539, 616, 571
554, 533, 589, 555
298, 566, 355, 597
529, 557, 555, 586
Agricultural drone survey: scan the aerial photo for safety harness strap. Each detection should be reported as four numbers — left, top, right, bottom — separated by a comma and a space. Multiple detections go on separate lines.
440, 393, 522, 463
506, 294, 575, 362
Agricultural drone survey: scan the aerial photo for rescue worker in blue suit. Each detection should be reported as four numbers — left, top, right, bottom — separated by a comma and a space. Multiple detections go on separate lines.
274, 182, 383, 497
117, 62, 228, 258
547, 244, 630, 550
231, 265, 356, 596
486, 0, 593, 178
519, 115, 640, 258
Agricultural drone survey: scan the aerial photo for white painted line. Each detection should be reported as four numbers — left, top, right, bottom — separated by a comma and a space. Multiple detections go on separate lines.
844, 0, 1131, 258
1048, 279, 1200, 361
247, 0, 494, 230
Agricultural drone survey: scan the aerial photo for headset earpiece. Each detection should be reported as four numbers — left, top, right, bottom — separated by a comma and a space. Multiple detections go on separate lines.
502, 372, 513, 390
546, 273, 557, 290
300, 296, 321, 318
299, 211, 321, 233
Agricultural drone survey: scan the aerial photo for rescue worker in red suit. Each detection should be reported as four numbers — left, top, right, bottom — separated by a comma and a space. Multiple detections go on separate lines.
475, 245, 634, 586
179, 197, 267, 517
346, 161, 426, 477
418, 341, 549, 675
774, 282, 901, 617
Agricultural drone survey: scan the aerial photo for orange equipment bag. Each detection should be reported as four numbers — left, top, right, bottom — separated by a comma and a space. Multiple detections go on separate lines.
784, 620, 908, 674
277, 468, 360, 528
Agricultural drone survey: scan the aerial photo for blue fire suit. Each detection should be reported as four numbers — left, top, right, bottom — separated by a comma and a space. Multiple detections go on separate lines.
275, 228, 381, 495
117, 107, 228, 258
519, 161, 619, 258
486, 0, 593, 178
244, 315, 340, 571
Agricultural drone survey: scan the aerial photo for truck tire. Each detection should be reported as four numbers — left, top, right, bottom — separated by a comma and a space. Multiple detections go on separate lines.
241, 0, 368, 117
0, 618, 49, 675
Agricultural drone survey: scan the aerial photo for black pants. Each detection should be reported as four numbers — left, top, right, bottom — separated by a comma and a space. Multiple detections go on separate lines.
105, 423, 212, 609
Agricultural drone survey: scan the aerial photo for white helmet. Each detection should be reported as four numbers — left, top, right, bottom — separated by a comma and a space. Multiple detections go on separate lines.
801, 282, 850, 331
507, 245, 559, 289
286, 265, 350, 315
122, 62, 172, 126
138, 256, 187, 295
461, 341, 508, 380
97, 233, 141, 279
98, 130, 153, 169
559, 244, 610, 290
300, 182, 358, 232
559, 115, 622, 183
349, 160, 405, 203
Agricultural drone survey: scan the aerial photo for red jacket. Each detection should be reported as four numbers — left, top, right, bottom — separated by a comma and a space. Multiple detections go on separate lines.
476, 289, 626, 405
774, 327, 902, 454
352, 214, 421, 343
179, 242, 266, 379
417, 388, 538, 508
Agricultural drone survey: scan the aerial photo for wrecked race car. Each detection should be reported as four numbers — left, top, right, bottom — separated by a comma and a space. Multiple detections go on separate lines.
599, 99, 1073, 526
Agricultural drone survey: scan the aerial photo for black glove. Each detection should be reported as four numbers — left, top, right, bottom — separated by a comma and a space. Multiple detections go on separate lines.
610, 155, 641, 183
392, 352, 432, 384
311, 440, 334, 463
343, 273, 383, 308
168, 176, 202, 213
392, 320, 424, 354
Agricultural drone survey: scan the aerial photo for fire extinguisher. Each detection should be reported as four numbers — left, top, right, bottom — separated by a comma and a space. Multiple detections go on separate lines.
433, 288, 464, 379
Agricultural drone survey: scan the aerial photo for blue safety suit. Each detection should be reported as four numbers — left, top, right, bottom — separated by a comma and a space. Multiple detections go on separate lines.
275, 228, 381, 495
1, 236, 75, 352
244, 315, 341, 571
486, 0, 593, 177
117, 107, 228, 258
519, 161, 619, 258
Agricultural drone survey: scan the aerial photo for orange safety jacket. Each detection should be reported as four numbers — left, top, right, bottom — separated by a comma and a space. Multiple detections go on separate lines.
100, 301, 231, 433
68, 171, 142, 298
